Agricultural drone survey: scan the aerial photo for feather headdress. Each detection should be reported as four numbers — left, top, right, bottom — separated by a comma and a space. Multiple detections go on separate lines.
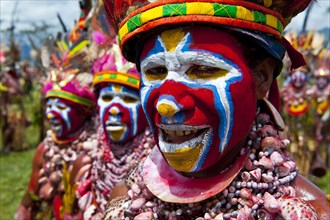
102, 0, 313, 70
90, 0, 140, 91
41, 32, 95, 108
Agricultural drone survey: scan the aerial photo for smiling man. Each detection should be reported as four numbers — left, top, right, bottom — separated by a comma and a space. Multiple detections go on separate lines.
65, 39, 154, 219
15, 67, 97, 220
102, 0, 329, 219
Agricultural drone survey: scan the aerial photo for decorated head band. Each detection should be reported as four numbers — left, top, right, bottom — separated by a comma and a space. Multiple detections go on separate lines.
92, 41, 140, 91
103, 0, 312, 69
43, 69, 95, 108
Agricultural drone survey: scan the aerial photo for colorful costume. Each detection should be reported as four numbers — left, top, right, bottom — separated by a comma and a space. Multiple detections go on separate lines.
102, 0, 330, 219
310, 50, 330, 177
65, 6, 154, 218
15, 32, 97, 220
281, 31, 329, 177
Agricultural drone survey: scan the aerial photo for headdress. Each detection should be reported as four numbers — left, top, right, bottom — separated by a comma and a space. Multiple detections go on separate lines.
103, 0, 313, 111
69, 0, 93, 43
284, 30, 326, 56
41, 33, 95, 108
103, 0, 312, 70
314, 48, 330, 78
91, 1, 140, 91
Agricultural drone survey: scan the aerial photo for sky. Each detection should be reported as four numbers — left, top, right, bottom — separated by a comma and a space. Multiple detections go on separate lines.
0, 0, 329, 34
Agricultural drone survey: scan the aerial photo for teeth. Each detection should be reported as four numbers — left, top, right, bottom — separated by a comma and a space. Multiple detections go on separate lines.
157, 124, 208, 131
185, 130, 191, 135
158, 127, 212, 153
163, 129, 197, 136
106, 126, 124, 131
51, 125, 61, 131
106, 121, 121, 126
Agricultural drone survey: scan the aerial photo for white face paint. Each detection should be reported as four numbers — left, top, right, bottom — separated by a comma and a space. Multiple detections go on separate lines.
139, 30, 245, 172
46, 98, 71, 136
141, 32, 242, 147
97, 84, 142, 143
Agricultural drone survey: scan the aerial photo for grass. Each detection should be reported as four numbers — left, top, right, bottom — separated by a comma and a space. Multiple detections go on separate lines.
310, 170, 330, 195
0, 148, 35, 219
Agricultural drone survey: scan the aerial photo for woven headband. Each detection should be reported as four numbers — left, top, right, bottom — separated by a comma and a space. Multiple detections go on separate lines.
93, 71, 140, 89
118, 0, 285, 48
45, 90, 95, 107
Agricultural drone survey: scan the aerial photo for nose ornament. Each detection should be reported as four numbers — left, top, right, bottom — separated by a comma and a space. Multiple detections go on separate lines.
156, 100, 180, 117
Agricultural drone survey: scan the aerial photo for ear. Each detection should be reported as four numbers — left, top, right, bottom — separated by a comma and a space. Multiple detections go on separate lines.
252, 58, 277, 100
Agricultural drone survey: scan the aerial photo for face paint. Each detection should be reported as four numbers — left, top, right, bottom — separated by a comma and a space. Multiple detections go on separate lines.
316, 77, 328, 89
140, 27, 257, 174
97, 83, 147, 143
291, 70, 307, 88
46, 98, 87, 139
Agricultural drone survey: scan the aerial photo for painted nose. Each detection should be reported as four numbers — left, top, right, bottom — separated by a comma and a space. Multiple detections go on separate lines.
47, 113, 54, 120
156, 99, 180, 117
109, 106, 120, 115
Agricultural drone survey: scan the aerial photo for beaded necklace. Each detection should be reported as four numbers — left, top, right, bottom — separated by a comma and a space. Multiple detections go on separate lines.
78, 128, 154, 219
104, 110, 317, 220
38, 121, 97, 201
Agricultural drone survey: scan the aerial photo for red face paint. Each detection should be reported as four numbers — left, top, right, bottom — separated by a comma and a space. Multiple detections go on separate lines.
140, 26, 257, 174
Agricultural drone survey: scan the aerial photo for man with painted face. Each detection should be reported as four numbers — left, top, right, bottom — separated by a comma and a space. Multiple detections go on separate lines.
281, 67, 314, 176
15, 70, 97, 220
14, 28, 98, 219
101, 0, 330, 219
66, 38, 153, 219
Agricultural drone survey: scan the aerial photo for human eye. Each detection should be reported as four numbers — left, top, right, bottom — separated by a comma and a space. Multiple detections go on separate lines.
144, 66, 168, 81
186, 65, 228, 79
56, 104, 67, 110
101, 94, 113, 102
122, 95, 138, 104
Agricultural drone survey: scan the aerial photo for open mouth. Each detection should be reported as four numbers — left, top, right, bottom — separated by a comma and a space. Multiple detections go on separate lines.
105, 121, 125, 131
157, 124, 211, 153
49, 121, 62, 132
105, 121, 127, 141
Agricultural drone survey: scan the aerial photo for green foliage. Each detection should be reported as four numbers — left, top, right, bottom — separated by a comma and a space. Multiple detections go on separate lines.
311, 169, 330, 194
0, 149, 35, 219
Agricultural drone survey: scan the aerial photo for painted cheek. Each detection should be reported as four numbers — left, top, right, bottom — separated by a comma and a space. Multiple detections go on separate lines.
66, 107, 84, 134
230, 75, 256, 144
201, 72, 256, 170
137, 105, 148, 133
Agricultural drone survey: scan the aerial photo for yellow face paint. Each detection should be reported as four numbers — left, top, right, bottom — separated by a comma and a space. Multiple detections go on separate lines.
161, 28, 185, 52
145, 66, 168, 81
113, 84, 123, 92
186, 65, 228, 80
162, 144, 202, 172
109, 128, 126, 141
47, 113, 54, 119
157, 103, 177, 117
110, 108, 119, 115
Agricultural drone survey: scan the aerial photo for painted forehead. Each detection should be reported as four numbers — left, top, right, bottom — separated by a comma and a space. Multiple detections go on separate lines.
140, 26, 245, 63
99, 83, 139, 97
47, 97, 73, 106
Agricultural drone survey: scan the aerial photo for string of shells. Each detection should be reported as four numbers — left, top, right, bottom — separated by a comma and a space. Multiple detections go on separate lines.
105, 111, 317, 220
